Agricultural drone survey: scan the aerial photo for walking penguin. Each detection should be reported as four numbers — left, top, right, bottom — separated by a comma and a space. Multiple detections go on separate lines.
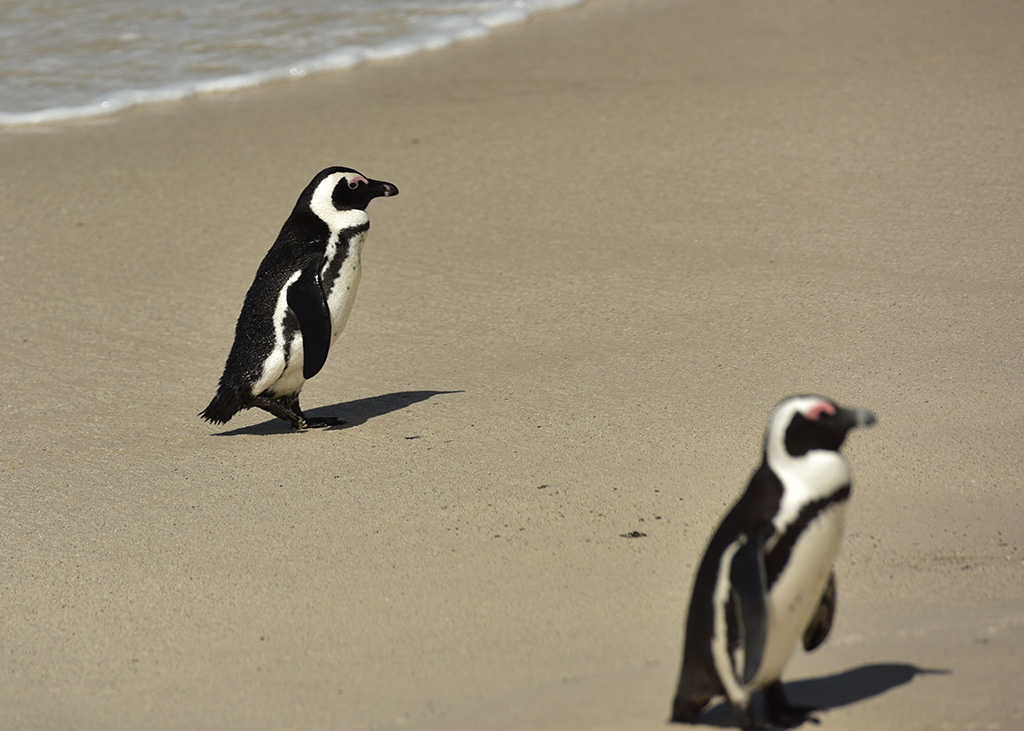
201, 167, 398, 429
671, 395, 876, 729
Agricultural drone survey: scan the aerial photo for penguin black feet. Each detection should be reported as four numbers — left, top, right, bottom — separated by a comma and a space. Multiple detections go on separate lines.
763, 682, 820, 729
249, 395, 344, 430
249, 394, 306, 428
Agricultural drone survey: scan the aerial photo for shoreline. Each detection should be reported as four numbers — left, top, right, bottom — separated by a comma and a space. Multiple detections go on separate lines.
0, 0, 588, 129
2, 0, 1022, 729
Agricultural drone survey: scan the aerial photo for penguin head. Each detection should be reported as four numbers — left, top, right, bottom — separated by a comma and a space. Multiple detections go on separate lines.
767, 395, 877, 458
302, 166, 399, 228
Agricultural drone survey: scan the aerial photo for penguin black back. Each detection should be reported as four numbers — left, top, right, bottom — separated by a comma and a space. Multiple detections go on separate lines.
672, 462, 784, 721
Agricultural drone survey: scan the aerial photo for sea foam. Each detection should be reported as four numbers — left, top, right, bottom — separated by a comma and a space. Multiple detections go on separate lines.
0, 0, 585, 127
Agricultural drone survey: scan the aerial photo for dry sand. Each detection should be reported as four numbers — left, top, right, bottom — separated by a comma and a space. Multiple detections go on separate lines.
2, 0, 1022, 728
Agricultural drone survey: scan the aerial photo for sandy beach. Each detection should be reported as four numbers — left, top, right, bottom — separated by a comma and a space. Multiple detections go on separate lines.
2, 0, 1022, 728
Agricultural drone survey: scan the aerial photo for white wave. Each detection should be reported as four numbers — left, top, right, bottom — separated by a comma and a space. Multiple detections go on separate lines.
0, 0, 586, 128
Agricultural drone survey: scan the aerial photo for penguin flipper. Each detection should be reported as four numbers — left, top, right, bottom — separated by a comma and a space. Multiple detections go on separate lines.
730, 528, 768, 685
287, 264, 332, 379
803, 570, 837, 651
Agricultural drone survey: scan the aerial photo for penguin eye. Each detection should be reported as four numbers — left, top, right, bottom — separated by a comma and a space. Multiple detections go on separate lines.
346, 175, 369, 190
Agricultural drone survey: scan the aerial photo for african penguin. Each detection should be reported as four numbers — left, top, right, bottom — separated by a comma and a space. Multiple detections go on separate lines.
201, 167, 398, 429
671, 395, 876, 730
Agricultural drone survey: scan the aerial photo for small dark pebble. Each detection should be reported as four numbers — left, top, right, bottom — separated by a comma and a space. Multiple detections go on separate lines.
621, 531, 647, 538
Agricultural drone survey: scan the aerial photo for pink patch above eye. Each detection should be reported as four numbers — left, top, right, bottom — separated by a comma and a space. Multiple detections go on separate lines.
347, 175, 369, 189
805, 401, 837, 420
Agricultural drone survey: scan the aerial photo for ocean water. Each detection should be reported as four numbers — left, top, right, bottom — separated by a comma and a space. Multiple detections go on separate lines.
0, 0, 585, 127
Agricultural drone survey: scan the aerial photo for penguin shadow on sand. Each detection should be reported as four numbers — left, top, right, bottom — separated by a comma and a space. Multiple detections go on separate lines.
210, 390, 462, 436
692, 663, 950, 728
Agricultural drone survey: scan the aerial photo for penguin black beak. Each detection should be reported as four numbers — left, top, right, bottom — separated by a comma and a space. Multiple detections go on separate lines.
838, 407, 877, 430
369, 179, 399, 198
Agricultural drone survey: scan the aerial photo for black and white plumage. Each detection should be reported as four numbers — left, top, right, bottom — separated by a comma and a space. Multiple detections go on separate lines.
201, 167, 398, 429
671, 395, 876, 730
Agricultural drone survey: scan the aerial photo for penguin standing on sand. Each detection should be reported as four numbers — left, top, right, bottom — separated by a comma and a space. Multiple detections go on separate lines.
201, 167, 398, 429
671, 395, 876, 730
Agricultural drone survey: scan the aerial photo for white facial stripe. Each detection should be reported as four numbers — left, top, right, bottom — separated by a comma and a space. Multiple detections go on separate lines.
711, 538, 751, 706
308, 173, 371, 233
764, 396, 852, 548
764, 396, 834, 467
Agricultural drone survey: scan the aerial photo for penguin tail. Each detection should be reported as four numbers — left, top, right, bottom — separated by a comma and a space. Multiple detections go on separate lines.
669, 693, 707, 724
670, 670, 716, 724
200, 387, 246, 424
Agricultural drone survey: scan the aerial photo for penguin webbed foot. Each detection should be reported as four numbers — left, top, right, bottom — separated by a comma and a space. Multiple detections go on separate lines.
763, 682, 819, 729
251, 394, 344, 431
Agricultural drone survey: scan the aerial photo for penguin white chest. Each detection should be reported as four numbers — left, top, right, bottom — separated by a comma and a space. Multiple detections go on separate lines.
752, 500, 846, 686
257, 229, 367, 398
321, 229, 366, 345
